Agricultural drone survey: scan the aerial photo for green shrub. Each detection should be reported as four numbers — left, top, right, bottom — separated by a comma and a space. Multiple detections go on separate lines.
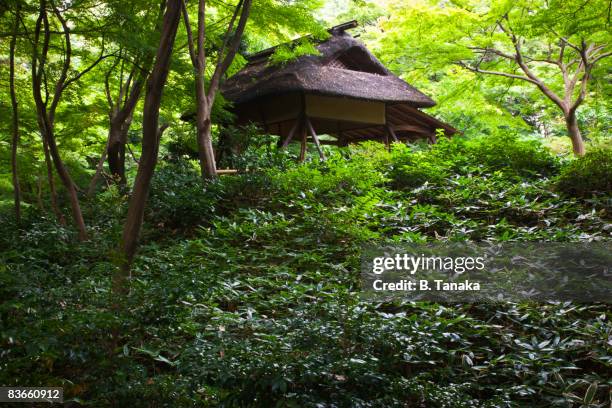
2, 135, 611, 406
271, 143, 388, 203
466, 134, 559, 178
556, 148, 612, 197
391, 151, 450, 190
147, 160, 280, 233
389, 134, 558, 190
147, 161, 220, 231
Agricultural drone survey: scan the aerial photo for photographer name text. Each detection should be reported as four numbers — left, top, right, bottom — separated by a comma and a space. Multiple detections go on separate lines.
370, 254, 484, 292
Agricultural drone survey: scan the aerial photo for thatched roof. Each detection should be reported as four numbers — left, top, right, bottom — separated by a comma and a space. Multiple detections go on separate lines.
221, 29, 436, 108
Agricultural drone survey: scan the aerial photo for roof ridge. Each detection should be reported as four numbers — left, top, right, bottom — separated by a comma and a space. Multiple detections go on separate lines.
246, 20, 359, 63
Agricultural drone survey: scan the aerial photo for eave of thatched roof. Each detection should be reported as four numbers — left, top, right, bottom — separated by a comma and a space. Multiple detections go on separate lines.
221, 31, 436, 108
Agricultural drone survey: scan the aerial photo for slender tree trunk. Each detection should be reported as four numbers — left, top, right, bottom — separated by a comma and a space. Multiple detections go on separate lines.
87, 131, 112, 196
193, 5, 217, 180
31, 1, 86, 239
36, 175, 44, 210
215, 125, 233, 165
106, 78, 143, 187
299, 121, 307, 162
565, 112, 585, 156
9, 18, 21, 222
195, 85, 217, 178
107, 120, 129, 185
45, 125, 88, 240
183, 0, 252, 179
114, 0, 181, 296
88, 116, 132, 196
41, 134, 65, 224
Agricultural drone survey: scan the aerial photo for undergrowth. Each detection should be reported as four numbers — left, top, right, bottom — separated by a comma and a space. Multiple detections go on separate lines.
1, 135, 610, 407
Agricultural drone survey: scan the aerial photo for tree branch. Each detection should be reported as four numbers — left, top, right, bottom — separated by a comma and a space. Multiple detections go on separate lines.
49, 0, 71, 121
180, 0, 197, 67
197, 0, 206, 86
498, 19, 566, 110
457, 61, 538, 83
591, 51, 611, 64
468, 46, 515, 60
208, 0, 252, 101
62, 51, 115, 92
214, 0, 243, 69
104, 58, 120, 110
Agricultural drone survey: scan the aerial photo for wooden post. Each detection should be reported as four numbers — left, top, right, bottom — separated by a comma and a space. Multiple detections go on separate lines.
428, 133, 438, 144
385, 124, 399, 143
280, 114, 302, 148
304, 116, 326, 161
258, 106, 269, 133
383, 126, 391, 151
299, 119, 307, 162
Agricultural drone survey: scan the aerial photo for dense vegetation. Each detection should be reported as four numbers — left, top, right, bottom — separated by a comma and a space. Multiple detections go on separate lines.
2, 137, 611, 406
1, 0, 610, 406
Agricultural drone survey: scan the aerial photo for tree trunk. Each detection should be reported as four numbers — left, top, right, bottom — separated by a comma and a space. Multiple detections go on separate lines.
36, 176, 45, 210
199, 121, 217, 178
195, 63, 217, 179
107, 120, 129, 186
106, 76, 143, 188
45, 126, 88, 240
184, 0, 252, 180
115, 0, 181, 296
87, 130, 112, 196
9, 18, 21, 222
31, 2, 85, 239
41, 134, 65, 224
196, 110, 217, 179
565, 112, 585, 156
299, 120, 307, 162
215, 125, 233, 165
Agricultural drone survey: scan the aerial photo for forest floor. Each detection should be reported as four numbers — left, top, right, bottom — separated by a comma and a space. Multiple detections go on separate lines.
1, 136, 611, 407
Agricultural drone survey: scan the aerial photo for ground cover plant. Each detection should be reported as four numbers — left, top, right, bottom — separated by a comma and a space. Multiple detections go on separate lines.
1, 136, 610, 407
1, 0, 611, 406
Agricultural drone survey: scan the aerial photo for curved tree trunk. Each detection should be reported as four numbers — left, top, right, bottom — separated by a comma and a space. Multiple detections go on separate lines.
115, 0, 181, 296
195, 93, 217, 179
565, 112, 585, 157
45, 127, 88, 240
31, 0, 86, 239
107, 121, 128, 186
87, 133, 110, 197
41, 134, 65, 224
182, 0, 252, 180
9, 18, 21, 222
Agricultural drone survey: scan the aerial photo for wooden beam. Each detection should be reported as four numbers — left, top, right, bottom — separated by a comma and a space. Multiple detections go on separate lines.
304, 116, 326, 161
392, 104, 457, 134
280, 115, 302, 148
393, 124, 433, 135
217, 169, 239, 175
383, 126, 390, 151
299, 118, 307, 162
319, 140, 341, 146
385, 124, 399, 143
386, 107, 431, 129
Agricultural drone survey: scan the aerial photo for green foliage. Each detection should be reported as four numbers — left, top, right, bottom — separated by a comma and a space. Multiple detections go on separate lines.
391, 134, 559, 191
2, 137, 610, 406
269, 38, 323, 66
367, 0, 611, 151
465, 134, 559, 178
0, 0, 610, 406
556, 148, 612, 198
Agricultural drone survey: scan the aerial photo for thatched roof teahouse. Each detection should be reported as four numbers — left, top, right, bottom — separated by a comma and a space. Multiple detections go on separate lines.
221, 21, 458, 160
